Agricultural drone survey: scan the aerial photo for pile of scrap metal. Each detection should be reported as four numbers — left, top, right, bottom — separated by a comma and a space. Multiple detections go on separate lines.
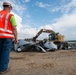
67, 41, 76, 49
13, 29, 76, 52
13, 39, 57, 53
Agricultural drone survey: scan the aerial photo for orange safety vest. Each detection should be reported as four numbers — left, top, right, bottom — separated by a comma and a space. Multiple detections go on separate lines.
0, 10, 14, 38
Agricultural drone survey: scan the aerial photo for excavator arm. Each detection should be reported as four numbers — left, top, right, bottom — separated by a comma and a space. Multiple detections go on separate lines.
32, 29, 55, 42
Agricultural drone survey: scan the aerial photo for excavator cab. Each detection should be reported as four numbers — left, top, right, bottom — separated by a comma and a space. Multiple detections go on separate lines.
49, 33, 64, 42
49, 34, 55, 40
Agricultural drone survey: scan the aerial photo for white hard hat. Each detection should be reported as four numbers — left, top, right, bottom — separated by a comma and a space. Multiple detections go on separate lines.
3, 2, 12, 8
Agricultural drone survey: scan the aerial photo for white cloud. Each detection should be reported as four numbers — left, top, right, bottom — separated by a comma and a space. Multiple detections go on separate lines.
24, 0, 30, 3
36, 0, 76, 14
36, 2, 45, 8
25, 14, 31, 18
51, 10, 76, 40
0, 7, 1, 10
13, 5, 26, 11
36, 2, 50, 8
11, 12, 38, 39
51, 0, 76, 13
59, 0, 76, 13
39, 25, 52, 30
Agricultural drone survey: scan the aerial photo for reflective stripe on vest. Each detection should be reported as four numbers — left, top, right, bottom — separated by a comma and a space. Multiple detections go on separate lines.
4, 13, 10, 30
0, 28, 12, 33
0, 33, 14, 37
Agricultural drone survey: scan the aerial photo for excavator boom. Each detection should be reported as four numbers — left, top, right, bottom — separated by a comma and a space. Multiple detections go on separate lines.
32, 29, 55, 41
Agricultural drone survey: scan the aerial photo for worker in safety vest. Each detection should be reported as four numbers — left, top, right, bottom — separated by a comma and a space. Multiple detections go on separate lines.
0, 2, 18, 73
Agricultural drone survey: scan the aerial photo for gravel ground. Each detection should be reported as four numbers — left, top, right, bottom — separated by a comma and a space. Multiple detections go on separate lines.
1, 49, 76, 75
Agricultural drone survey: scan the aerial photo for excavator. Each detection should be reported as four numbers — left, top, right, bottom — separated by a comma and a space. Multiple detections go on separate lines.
32, 29, 68, 50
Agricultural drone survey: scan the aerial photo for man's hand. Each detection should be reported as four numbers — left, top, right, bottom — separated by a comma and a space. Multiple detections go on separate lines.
14, 39, 18, 44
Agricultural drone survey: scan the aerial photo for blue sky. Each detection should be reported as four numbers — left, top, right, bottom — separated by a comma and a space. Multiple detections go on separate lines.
0, 0, 76, 40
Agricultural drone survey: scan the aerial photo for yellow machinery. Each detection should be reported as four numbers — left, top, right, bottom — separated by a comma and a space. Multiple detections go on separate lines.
32, 29, 64, 42
32, 29, 68, 49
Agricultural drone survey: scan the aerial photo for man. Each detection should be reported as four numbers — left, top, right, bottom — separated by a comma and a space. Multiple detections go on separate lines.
0, 2, 18, 73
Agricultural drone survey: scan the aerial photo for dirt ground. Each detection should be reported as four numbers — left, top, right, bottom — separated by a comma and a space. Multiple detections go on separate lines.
1, 49, 76, 75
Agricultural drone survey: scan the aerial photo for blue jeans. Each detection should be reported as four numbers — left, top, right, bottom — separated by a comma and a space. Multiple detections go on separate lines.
0, 38, 12, 71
